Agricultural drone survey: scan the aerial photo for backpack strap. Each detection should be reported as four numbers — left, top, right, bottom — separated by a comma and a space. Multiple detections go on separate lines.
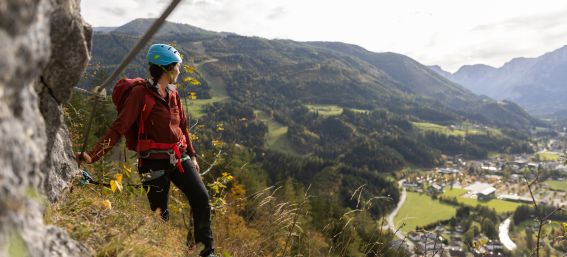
138, 92, 156, 137
174, 90, 190, 148
135, 86, 185, 173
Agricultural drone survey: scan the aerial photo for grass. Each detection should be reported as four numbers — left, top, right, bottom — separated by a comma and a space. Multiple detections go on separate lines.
45, 168, 309, 257
45, 179, 191, 257
184, 65, 229, 119
394, 192, 457, 233
443, 187, 468, 198
412, 122, 502, 137
184, 96, 229, 119
442, 188, 522, 214
535, 151, 561, 162
306, 104, 343, 116
306, 104, 369, 117
545, 180, 567, 192
254, 110, 297, 156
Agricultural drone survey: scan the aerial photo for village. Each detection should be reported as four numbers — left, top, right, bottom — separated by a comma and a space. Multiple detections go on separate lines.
392, 134, 567, 257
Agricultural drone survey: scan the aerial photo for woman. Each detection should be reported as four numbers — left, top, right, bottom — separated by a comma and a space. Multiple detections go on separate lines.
77, 44, 216, 257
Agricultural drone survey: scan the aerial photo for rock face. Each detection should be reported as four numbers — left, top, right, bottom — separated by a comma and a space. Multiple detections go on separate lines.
0, 0, 92, 256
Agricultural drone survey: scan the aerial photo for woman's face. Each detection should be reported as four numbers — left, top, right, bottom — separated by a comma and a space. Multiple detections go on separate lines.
170, 63, 180, 84
163, 63, 180, 84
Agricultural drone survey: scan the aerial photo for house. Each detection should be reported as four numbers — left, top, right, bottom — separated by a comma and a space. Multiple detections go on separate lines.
478, 187, 496, 201
449, 249, 466, 257
429, 184, 444, 194
512, 159, 528, 168
390, 239, 410, 252
438, 167, 461, 174
498, 194, 532, 203
483, 241, 505, 257
407, 231, 422, 242
554, 164, 567, 173
465, 182, 496, 201
402, 181, 421, 188
481, 165, 499, 173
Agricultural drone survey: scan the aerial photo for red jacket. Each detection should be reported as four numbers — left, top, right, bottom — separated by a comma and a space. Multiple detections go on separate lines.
89, 80, 196, 162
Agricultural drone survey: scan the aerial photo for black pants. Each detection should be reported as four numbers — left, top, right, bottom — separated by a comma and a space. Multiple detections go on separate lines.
138, 155, 214, 248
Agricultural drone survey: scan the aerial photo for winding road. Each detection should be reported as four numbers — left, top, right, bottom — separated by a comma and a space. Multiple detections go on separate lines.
386, 180, 415, 251
386, 180, 517, 253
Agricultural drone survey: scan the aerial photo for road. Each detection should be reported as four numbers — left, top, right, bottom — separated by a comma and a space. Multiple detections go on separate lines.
386, 180, 415, 251
498, 217, 517, 251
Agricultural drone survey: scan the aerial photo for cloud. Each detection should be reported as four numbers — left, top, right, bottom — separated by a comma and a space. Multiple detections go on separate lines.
471, 9, 567, 32
101, 7, 126, 16
81, 0, 567, 72
266, 6, 287, 20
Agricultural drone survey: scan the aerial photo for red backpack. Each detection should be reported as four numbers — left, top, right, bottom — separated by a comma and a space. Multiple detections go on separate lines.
111, 78, 156, 151
111, 77, 186, 172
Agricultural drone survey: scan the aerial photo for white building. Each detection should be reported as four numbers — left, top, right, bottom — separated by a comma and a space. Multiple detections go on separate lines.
465, 182, 496, 201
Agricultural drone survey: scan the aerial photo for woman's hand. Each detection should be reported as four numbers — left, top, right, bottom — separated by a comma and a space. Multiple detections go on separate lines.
191, 156, 200, 172
75, 152, 92, 164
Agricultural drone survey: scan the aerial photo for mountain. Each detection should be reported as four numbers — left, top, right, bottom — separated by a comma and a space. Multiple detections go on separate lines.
431, 46, 567, 116
93, 26, 116, 33
89, 19, 538, 129
101, 18, 215, 36
428, 65, 452, 78
83, 18, 541, 171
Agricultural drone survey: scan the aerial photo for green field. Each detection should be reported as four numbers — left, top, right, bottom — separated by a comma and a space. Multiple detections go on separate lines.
442, 188, 522, 214
394, 192, 457, 233
545, 180, 567, 192
443, 188, 468, 197
185, 66, 229, 119
412, 122, 501, 137
254, 110, 297, 155
535, 151, 561, 161
306, 104, 369, 116
306, 104, 343, 116
185, 96, 229, 118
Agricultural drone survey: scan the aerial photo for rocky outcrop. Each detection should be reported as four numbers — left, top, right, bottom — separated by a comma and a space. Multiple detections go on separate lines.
0, 0, 92, 256
39, 0, 92, 202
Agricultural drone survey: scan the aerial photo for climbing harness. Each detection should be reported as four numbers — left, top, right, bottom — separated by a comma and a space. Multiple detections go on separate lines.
137, 146, 192, 166
140, 169, 166, 182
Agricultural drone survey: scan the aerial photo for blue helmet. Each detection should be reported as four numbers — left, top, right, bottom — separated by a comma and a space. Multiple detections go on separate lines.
146, 44, 182, 66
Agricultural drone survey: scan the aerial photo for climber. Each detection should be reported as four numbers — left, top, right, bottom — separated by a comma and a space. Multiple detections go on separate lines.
76, 44, 216, 257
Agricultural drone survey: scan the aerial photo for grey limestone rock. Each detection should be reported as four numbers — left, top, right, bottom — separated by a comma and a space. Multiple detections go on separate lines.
0, 0, 93, 256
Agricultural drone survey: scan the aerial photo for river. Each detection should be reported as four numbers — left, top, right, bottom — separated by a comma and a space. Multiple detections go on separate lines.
498, 217, 517, 251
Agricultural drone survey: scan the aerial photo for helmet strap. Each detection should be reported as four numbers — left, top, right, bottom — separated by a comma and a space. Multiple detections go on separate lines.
158, 65, 176, 84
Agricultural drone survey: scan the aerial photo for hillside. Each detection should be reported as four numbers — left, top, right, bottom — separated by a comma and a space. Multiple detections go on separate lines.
431, 46, 567, 116
0, 4, 554, 257
309, 42, 479, 108
84, 18, 542, 171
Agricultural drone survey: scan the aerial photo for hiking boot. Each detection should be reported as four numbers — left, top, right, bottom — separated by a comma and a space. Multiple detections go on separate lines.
199, 246, 216, 257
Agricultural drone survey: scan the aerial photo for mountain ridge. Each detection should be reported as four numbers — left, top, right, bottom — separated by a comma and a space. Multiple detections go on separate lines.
83, 18, 542, 171
430, 45, 567, 116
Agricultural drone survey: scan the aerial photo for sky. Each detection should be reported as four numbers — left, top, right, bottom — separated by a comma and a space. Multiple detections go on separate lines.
81, 0, 567, 72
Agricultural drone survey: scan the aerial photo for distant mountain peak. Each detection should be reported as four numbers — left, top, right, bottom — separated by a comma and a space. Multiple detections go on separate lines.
114, 18, 212, 35
93, 26, 116, 33
428, 65, 452, 77
455, 64, 496, 74
433, 45, 567, 116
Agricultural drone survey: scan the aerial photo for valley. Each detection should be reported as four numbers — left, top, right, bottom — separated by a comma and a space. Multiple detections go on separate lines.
75, 18, 567, 257
390, 131, 567, 256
